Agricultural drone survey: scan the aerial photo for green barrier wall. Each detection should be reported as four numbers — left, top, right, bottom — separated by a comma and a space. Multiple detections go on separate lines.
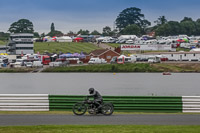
49, 95, 182, 113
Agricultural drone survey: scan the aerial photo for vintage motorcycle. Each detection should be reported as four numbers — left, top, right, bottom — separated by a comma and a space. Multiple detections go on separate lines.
72, 96, 114, 116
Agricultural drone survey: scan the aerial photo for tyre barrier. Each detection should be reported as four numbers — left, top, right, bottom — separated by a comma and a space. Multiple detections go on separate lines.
49, 95, 183, 113
0, 95, 199, 112
0, 94, 49, 111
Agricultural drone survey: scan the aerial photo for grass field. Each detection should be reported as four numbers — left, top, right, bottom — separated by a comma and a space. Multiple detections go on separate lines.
34, 42, 100, 54
0, 40, 7, 45
105, 43, 121, 48
0, 125, 199, 133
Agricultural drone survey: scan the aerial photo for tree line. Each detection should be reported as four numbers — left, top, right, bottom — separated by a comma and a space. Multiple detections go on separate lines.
1, 7, 200, 39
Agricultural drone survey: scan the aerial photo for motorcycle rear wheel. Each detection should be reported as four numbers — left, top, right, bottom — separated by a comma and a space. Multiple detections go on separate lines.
73, 102, 87, 115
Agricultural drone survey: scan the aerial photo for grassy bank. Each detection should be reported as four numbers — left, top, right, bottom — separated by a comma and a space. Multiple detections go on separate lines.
105, 43, 121, 48
34, 42, 99, 54
42, 63, 200, 73
0, 125, 199, 133
1, 63, 200, 73
43, 63, 159, 72
152, 63, 200, 72
0, 68, 34, 73
0, 40, 7, 45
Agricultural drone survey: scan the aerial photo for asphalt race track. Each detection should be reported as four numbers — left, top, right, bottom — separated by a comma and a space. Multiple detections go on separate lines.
0, 114, 200, 126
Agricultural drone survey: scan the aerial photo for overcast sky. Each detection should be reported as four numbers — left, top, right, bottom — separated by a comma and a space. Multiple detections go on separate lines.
1, 0, 200, 34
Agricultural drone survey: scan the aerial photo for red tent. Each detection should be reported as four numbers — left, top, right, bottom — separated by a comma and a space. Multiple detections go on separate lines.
52, 36, 57, 41
74, 37, 83, 42
177, 39, 185, 43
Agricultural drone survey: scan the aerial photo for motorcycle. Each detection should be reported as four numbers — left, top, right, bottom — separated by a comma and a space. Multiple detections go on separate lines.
72, 96, 114, 116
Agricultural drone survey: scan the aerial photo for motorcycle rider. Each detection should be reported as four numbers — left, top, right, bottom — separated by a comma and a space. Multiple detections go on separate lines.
88, 88, 103, 110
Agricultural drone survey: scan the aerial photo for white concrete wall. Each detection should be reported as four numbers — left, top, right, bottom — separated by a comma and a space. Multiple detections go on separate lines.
182, 96, 200, 113
16, 50, 34, 55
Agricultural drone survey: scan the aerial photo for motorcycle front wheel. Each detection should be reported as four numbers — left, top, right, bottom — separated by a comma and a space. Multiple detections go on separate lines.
101, 103, 114, 116
72, 102, 87, 115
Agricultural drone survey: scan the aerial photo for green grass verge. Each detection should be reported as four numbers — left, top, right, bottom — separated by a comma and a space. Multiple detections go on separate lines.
34, 42, 100, 54
152, 63, 200, 72
0, 68, 34, 73
43, 63, 159, 72
0, 40, 7, 45
176, 47, 190, 52
105, 43, 121, 48
44, 63, 200, 73
0, 111, 72, 115
0, 125, 199, 133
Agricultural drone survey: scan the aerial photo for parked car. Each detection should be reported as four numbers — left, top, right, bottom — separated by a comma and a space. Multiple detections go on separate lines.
49, 58, 69, 67
49, 62, 62, 67
125, 40, 134, 44
118, 39, 126, 43
25, 62, 33, 68
15, 59, 25, 66
88, 58, 107, 64
33, 61, 43, 67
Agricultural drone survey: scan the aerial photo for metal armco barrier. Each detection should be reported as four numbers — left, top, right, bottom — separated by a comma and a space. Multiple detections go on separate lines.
0, 94, 199, 112
49, 95, 183, 113
0, 94, 49, 111
182, 96, 200, 113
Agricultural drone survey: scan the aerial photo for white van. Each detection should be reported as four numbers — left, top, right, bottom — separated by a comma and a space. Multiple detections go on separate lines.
88, 58, 107, 64
33, 61, 43, 67
148, 56, 161, 63
125, 40, 134, 44
14, 59, 24, 67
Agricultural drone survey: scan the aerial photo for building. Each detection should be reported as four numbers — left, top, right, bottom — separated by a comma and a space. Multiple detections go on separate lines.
0, 46, 7, 53
121, 44, 175, 51
140, 51, 200, 61
8, 33, 34, 55
89, 49, 120, 63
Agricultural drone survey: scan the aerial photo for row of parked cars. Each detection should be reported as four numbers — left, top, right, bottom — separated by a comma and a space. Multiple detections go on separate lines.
10, 59, 43, 68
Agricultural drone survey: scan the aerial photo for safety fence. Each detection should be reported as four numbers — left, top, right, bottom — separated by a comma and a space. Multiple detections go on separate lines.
49, 95, 183, 113
0, 94, 49, 111
0, 94, 199, 113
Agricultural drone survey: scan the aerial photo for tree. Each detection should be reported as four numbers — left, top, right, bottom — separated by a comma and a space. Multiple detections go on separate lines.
0, 32, 10, 41
121, 24, 141, 36
167, 21, 181, 35
102, 26, 112, 36
41, 33, 45, 38
8, 19, 34, 33
115, 7, 151, 31
155, 24, 170, 36
67, 31, 75, 36
51, 23, 55, 32
34, 32, 40, 38
90, 30, 101, 35
180, 20, 196, 36
195, 19, 200, 35
77, 29, 90, 35
181, 17, 193, 23
154, 16, 167, 25
47, 23, 63, 37
47, 30, 63, 37
155, 21, 181, 36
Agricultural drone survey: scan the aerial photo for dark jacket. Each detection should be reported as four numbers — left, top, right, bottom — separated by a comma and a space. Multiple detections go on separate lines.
90, 90, 102, 100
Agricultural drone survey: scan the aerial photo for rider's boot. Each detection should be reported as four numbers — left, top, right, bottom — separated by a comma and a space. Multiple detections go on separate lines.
97, 105, 102, 113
